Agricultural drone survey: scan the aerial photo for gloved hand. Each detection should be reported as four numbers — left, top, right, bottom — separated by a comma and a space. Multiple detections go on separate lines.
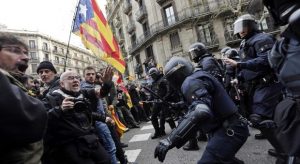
154, 138, 172, 162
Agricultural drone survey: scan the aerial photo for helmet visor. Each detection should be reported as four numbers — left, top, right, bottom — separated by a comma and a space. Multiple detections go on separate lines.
233, 20, 249, 35
189, 48, 198, 60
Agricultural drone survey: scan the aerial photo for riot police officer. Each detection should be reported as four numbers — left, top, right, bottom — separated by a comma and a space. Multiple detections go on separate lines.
263, 0, 300, 159
222, 48, 246, 115
224, 14, 285, 159
154, 56, 249, 163
189, 42, 224, 83
148, 67, 176, 139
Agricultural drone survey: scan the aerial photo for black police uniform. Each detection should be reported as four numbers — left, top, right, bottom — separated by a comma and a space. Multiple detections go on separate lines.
196, 54, 224, 84
235, 31, 286, 159
150, 73, 176, 138
237, 32, 283, 117
154, 57, 249, 163
264, 0, 300, 157
182, 71, 249, 163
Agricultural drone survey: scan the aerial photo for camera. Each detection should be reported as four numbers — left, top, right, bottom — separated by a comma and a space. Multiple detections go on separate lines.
73, 97, 90, 113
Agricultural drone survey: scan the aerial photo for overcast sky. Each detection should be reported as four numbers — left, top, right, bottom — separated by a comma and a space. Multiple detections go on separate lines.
0, 0, 107, 48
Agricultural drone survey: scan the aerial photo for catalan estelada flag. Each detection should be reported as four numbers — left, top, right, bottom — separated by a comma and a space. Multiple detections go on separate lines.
72, 0, 125, 73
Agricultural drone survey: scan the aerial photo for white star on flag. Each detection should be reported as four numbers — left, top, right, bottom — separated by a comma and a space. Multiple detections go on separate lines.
79, 3, 87, 20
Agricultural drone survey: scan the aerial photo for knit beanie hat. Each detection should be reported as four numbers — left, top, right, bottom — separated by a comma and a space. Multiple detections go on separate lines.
36, 61, 57, 74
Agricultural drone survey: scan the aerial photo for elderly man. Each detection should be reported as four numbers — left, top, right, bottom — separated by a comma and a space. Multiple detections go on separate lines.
0, 32, 47, 163
43, 70, 113, 164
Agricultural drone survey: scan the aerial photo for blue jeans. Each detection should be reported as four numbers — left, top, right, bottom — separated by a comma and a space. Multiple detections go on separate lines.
95, 121, 117, 164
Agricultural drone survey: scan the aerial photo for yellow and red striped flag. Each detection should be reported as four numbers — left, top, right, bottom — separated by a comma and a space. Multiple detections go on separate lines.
72, 0, 125, 73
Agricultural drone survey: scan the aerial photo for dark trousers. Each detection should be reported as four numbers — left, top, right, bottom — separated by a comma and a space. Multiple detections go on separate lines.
108, 124, 127, 164
199, 121, 249, 164
119, 106, 138, 127
151, 103, 166, 133
43, 139, 111, 164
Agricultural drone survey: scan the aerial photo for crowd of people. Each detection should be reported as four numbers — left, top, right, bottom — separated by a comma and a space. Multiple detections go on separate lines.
1, 0, 300, 164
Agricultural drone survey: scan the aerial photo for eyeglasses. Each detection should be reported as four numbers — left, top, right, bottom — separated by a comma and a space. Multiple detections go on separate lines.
65, 76, 81, 81
1, 45, 29, 56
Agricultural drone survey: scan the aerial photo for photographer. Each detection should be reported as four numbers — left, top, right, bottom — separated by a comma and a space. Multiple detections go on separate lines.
43, 70, 113, 164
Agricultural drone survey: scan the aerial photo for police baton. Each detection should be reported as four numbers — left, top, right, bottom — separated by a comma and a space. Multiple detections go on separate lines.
141, 86, 174, 108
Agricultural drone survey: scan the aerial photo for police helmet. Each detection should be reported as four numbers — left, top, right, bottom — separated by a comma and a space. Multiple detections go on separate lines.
188, 42, 208, 63
148, 67, 160, 81
233, 14, 258, 38
225, 49, 240, 60
220, 47, 231, 57
164, 56, 194, 90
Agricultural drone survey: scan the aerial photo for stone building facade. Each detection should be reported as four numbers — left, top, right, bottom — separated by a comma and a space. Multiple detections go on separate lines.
105, 0, 280, 80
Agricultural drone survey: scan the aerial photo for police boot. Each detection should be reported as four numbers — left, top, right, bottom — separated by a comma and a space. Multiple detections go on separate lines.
268, 149, 287, 159
183, 138, 199, 151
254, 131, 266, 140
160, 129, 166, 136
166, 118, 176, 129
152, 128, 161, 139
260, 124, 287, 158
232, 157, 245, 164
197, 131, 208, 142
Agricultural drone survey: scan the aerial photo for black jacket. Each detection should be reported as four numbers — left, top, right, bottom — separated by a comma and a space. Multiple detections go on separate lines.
0, 70, 47, 147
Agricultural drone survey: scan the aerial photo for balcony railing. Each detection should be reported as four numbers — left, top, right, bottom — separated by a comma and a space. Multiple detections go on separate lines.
123, 1, 132, 15
43, 58, 51, 62
42, 48, 50, 53
53, 60, 59, 65
114, 19, 122, 28
261, 17, 281, 34
129, 5, 212, 54
29, 46, 37, 50
224, 30, 240, 44
126, 22, 135, 34
30, 57, 39, 62
156, 0, 167, 6
135, 6, 147, 23
117, 34, 125, 44
199, 34, 219, 49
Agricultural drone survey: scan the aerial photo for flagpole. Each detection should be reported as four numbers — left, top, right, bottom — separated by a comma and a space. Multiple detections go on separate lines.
64, 0, 81, 72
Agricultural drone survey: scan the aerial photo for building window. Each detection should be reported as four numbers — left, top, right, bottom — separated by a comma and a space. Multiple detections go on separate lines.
44, 54, 49, 61
30, 52, 37, 60
131, 33, 137, 47
29, 40, 36, 49
31, 64, 38, 73
196, 23, 212, 44
135, 54, 143, 78
61, 48, 64, 54
225, 17, 235, 33
53, 46, 58, 52
164, 5, 176, 26
259, 18, 268, 31
54, 56, 59, 64
142, 21, 150, 37
138, 0, 143, 7
42, 42, 48, 51
169, 31, 181, 50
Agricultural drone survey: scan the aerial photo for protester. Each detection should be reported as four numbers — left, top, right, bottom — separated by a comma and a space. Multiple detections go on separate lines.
0, 32, 47, 163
